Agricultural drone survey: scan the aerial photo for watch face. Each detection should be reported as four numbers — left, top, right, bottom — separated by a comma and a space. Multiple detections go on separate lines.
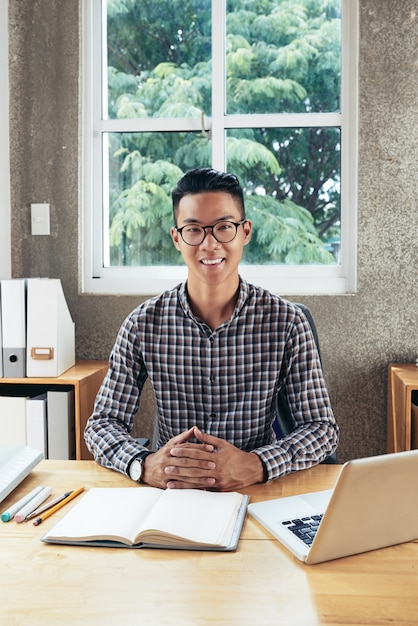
130, 459, 142, 481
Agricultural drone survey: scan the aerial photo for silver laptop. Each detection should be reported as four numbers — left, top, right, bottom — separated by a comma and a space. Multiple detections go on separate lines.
248, 450, 418, 564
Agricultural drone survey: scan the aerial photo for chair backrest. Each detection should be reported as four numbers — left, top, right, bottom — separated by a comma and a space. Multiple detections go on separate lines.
273, 303, 336, 464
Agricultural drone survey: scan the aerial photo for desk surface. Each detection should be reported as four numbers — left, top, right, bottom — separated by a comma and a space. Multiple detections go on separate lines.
1, 461, 418, 626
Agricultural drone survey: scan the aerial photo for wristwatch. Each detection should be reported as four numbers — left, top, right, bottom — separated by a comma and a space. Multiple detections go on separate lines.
128, 456, 146, 483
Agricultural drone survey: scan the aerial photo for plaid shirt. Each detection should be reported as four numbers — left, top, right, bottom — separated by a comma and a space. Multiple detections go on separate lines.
85, 278, 338, 481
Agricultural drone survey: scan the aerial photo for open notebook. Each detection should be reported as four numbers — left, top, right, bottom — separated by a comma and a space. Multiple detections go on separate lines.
42, 487, 249, 551
248, 450, 418, 564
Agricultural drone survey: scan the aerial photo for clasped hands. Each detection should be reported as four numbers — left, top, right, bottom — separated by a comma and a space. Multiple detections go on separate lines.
141, 426, 264, 492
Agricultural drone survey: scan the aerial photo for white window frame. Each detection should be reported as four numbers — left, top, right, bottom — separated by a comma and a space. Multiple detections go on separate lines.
81, 0, 358, 296
0, 0, 11, 279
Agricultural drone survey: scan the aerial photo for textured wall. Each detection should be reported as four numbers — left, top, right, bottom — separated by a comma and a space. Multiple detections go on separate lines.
8, 0, 418, 459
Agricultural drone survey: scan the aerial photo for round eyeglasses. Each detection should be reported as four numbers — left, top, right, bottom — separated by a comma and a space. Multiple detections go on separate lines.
176, 220, 247, 246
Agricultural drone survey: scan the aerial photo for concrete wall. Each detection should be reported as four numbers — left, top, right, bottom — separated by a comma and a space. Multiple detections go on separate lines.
8, 0, 418, 460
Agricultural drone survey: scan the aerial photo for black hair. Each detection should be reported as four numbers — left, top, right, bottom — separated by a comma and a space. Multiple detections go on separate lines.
172, 167, 245, 225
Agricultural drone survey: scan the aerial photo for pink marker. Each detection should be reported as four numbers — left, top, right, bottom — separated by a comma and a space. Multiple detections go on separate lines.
14, 487, 52, 523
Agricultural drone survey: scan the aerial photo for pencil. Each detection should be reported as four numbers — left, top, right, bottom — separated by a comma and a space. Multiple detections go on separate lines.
26, 491, 73, 520
33, 487, 85, 526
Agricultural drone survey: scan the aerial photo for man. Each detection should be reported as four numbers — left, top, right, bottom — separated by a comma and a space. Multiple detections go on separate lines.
85, 168, 338, 491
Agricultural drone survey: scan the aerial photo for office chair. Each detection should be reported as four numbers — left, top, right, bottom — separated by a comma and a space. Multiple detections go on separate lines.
273, 303, 337, 464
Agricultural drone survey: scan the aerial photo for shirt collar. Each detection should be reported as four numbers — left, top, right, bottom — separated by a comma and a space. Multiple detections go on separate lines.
178, 276, 250, 327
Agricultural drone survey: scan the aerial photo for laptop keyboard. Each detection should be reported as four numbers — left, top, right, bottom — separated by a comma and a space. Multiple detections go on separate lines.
281, 514, 323, 546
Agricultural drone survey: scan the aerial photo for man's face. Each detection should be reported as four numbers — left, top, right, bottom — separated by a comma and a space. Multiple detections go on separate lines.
171, 191, 252, 289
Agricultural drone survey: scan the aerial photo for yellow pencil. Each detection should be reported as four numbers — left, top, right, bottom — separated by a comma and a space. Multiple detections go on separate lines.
33, 487, 85, 526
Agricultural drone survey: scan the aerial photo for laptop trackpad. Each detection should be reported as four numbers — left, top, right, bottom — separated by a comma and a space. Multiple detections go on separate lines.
278, 489, 333, 519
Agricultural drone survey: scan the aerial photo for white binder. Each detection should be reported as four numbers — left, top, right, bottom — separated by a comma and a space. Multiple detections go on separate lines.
1, 279, 27, 377
0, 396, 27, 445
0, 287, 3, 378
47, 388, 76, 460
26, 393, 48, 457
26, 278, 75, 377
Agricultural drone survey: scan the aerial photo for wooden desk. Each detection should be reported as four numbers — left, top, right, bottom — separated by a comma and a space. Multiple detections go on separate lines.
1, 461, 418, 626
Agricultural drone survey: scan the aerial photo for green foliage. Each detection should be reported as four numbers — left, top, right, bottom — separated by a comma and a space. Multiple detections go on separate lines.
105, 0, 341, 267
109, 156, 183, 265
244, 195, 334, 264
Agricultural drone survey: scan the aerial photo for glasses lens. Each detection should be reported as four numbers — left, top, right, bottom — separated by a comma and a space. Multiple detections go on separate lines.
181, 225, 205, 245
213, 221, 237, 243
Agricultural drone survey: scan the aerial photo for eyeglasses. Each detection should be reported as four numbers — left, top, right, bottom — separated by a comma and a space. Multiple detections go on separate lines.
176, 220, 247, 246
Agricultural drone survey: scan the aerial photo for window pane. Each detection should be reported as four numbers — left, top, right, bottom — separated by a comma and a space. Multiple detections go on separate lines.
106, 0, 212, 120
89, 0, 355, 295
105, 131, 211, 266
226, 0, 341, 115
226, 127, 341, 264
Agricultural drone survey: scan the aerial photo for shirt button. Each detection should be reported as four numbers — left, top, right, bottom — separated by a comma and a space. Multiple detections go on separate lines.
209, 413, 216, 419
210, 375, 216, 383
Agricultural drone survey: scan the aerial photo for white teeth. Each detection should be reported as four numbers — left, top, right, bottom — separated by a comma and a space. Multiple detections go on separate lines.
202, 258, 223, 265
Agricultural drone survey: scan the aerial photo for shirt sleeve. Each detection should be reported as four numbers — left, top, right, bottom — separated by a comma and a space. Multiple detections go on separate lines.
252, 309, 339, 481
84, 313, 150, 475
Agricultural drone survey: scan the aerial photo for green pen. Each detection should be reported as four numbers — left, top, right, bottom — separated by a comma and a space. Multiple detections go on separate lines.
1, 485, 45, 522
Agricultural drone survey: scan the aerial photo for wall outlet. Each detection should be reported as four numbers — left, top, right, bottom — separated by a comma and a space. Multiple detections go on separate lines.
31, 203, 50, 235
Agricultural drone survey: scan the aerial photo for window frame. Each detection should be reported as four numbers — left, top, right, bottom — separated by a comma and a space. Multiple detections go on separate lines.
81, 0, 358, 296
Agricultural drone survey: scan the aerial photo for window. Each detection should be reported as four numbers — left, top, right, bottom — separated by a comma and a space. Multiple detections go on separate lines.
82, 0, 358, 295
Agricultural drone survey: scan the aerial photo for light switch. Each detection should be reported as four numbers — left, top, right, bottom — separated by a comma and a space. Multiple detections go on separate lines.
31, 203, 50, 236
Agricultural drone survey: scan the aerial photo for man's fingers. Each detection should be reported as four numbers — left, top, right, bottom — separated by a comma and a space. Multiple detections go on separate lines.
165, 456, 216, 470
193, 426, 219, 447
166, 476, 216, 489
170, 444, 215, 458
171, 427, 196, 445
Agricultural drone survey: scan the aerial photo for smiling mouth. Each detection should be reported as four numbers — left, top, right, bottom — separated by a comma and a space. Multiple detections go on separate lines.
201, 258, 224, 266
